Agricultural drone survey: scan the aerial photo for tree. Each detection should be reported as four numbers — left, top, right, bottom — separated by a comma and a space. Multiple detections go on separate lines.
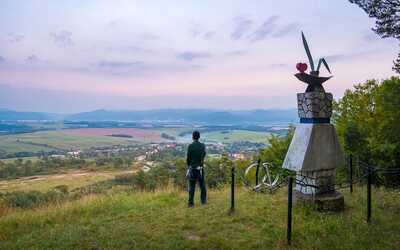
342, 120, 368, 157
204, 156, 231, 188
333, 77, 400, 186
349, 0, 400, 73
112, 157, 124, 168
394, 52, 400, 72
332, 79, 378, 161
259, 126, 294, 168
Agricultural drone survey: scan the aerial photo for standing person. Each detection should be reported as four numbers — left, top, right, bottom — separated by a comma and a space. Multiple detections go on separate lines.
186, 131, 207, 207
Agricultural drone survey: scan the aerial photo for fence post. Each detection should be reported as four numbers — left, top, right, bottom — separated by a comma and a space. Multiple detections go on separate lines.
349, 154, 353, 194
256, 159, 261, 186
230, 166, 235, 214
367, 166, 372, 223
287, 176, 293, 245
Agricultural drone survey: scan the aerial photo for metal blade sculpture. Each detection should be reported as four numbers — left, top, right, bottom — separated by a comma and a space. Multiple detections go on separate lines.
295, 32, 332, 92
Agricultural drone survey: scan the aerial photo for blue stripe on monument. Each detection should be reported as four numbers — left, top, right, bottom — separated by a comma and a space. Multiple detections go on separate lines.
300, 118, 330, 124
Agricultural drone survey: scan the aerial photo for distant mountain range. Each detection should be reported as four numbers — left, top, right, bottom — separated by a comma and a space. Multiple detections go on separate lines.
0, 109, 297, 124
0, 109, 62, 121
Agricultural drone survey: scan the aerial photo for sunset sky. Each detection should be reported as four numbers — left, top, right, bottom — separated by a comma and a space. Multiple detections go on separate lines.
0, 0, 398, 113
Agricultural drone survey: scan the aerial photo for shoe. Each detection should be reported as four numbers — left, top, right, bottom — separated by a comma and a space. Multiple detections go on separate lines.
188, 204, 194, 208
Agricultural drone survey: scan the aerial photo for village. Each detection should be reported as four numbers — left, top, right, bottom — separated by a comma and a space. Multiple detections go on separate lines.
49, 140, 252, 165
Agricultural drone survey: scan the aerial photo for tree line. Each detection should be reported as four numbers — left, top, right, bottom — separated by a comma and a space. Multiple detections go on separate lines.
333, 76, 400, 186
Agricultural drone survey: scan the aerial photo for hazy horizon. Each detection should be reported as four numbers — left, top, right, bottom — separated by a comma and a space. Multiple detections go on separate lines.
0, 106, 298, 114
0, 0, 398, 112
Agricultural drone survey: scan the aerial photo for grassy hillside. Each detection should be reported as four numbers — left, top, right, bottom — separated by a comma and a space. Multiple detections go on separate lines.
0, 186, 399, 249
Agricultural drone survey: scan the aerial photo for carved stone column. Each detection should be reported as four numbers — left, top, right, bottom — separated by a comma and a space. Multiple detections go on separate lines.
283, 91, 345, 211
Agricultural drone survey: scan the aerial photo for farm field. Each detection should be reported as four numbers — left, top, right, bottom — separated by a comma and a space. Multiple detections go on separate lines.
201, 130, 270, 144
0, 127, 274, 157
152, 127, 191, 138
0, 137, 56, 154
0, 156, 39, 163
0, 129, 166, 154
62, 128, 162, 140
0, 169, 134, 193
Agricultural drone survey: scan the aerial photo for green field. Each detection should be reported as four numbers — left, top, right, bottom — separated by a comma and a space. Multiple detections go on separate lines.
202, 130, 270, 144
152, 128, 273, 144
0, 186, 399, 249
0, 156, 39, 163
153, 127, 191, 138
0, 128, 272, 156
0, 131, 139, 153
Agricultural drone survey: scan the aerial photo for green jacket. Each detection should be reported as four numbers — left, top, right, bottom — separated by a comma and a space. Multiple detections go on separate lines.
186, 140, 206, 167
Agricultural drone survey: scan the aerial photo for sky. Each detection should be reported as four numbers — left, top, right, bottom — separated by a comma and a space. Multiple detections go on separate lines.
0, 0, 398, 113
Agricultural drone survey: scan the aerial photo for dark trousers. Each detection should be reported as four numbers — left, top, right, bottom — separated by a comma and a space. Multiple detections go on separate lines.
188, 169, 207, 205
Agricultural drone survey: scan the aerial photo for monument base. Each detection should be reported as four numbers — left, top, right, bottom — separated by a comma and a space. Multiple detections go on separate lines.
295, 191, 344, 212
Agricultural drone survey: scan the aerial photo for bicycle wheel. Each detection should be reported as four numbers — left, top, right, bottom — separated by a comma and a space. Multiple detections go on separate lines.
242, 163, 260, 188
261, 162, 280, 188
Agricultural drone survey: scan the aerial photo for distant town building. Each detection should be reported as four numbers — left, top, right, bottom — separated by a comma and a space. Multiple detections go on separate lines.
50, 154, 66, 159
135, 155, 146, 161
67, 150, 81, 158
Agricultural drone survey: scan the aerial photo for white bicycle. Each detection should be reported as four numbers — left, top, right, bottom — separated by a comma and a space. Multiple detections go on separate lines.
241, 161, 280, 192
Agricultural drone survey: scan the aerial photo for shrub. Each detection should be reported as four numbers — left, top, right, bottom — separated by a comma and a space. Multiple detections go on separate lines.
71, 181, 114, 198
3, 191, 46, 208
54, 185, 69, 194
114, 164, 173, 191
203, 156, 231, 189
1, 188, 69, 209
114, 173, 136, 185
171, 159, 187, 190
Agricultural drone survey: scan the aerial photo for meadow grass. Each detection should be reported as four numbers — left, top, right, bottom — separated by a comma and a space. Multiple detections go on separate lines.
0, 186, 399, 249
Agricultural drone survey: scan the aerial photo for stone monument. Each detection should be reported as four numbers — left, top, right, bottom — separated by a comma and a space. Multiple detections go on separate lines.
283, 32, 344, 211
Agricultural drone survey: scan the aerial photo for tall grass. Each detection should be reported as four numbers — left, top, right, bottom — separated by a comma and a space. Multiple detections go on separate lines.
0, 186, 399, 249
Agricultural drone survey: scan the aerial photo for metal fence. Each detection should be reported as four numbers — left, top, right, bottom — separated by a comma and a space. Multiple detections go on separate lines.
228, 154, 400, 245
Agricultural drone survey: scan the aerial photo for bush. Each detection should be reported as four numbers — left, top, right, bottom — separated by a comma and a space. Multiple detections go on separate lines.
171, 159, 187, 190
54, 185, 69, 194
114, 173, 136, 185
170, 156, 234, 189
1, 188, 69, 209
114, 165, 171, 191
259, 126, 294, 168
71, 181, 114, 198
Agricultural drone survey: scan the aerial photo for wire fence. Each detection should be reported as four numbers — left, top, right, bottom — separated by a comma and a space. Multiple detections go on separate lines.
286, 156, 400, 245
229, 154, 400, 245
237, 155, 400, 195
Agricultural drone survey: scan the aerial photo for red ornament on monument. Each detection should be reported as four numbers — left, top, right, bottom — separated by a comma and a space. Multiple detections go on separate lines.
296, 62, 308, 73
